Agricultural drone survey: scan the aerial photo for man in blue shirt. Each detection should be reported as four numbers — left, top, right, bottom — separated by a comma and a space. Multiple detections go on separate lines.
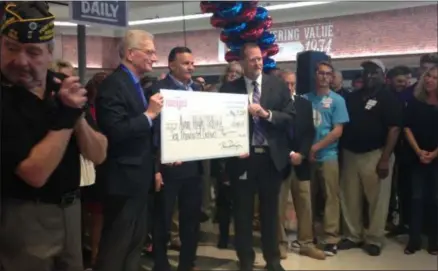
303, 61, 349, 256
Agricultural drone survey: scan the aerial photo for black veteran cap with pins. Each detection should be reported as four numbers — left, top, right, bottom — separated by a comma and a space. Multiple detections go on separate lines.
0, 1, 55, 43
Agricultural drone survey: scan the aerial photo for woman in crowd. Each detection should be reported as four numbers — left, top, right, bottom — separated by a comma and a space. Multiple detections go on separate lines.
81, 71, 108, 269
403, 66, 438, 255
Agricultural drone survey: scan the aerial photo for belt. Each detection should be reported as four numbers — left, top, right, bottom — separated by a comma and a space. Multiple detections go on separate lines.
8, 189, 81, 208
251, 146, 269, 154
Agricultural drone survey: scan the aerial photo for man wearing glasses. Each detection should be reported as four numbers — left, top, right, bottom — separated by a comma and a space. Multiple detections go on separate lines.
302, 61, 349, 257
94, 30, 163, 271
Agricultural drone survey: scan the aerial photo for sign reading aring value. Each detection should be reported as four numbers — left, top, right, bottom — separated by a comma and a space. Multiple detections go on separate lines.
70, 1, 128, 28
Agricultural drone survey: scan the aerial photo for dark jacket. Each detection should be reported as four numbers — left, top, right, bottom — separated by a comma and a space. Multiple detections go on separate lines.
288, 95, 315, 181
95, 66, 154, 196
219, 74, 295, 180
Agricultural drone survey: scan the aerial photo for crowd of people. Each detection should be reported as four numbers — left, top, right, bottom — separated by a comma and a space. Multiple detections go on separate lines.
1, 2, 437, 271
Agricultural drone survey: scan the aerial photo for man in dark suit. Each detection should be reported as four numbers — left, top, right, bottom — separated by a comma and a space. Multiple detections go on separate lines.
277, 70, 326, 260
94, 30, 163, 271
219, 43, 295, 271
149, 47, 204, 271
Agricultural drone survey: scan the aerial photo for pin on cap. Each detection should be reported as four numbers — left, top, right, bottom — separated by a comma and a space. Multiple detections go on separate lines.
0, 2, 55, 44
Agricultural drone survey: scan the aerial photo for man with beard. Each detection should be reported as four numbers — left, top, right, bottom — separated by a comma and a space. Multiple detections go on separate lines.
149, 47, 204, 271
339, 59, 402, 256
220, 43, 295, 271
387, 65, 412, 105
0, 2, 107, 270
385, 65, 412, 237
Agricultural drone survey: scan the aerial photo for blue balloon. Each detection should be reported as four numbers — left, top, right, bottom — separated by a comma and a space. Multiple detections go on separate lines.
217, 2, 243, 18
223, 22, 247, 35
254, 7, 268, 21
263, 57, 277, 71
259, 31, 276, 48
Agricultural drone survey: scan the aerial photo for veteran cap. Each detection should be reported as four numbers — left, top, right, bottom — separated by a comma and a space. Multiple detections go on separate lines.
1, 1, 55, 43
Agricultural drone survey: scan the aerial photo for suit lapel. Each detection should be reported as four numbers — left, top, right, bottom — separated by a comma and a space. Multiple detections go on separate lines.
117, 66, 145, 112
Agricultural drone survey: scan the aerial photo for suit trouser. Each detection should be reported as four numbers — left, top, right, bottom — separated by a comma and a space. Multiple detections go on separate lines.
231, 152, 282, 269
340, 149, 394, 247
153, 176, 202, 270
278, 170, 314, 247
310, 159, 340, 244
96, 194, 149, 271
0, 199, 83, 271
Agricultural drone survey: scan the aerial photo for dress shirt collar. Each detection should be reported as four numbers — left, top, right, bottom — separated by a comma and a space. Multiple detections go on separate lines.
168, 73, 194, 90
244, 73, 262, 89
120, 64, 140, 85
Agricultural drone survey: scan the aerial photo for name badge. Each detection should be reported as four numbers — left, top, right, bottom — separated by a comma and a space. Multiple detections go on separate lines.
321, 97, 332, 109
365, 99, 377, 110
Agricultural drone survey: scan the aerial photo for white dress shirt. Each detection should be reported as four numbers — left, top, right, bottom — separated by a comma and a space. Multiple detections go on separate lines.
244, 74, 263, 104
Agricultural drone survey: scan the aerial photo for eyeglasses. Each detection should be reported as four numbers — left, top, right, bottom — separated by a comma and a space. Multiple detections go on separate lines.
131, 47, 156, 56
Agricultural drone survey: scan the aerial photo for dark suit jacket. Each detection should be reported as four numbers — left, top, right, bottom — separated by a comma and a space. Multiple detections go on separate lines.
95, 66, 154, 196
147, 75, 204, 180
288, 95, 315, 181
219, 74, 295, 180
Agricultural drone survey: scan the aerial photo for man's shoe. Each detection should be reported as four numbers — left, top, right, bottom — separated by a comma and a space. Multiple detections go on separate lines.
337, 239, 362, 250
363, 244, 381, 256
300, 247, 326, 260
323, 244, 337, 256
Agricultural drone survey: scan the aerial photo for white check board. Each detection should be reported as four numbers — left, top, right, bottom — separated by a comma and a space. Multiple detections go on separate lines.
160, 89, 250, 164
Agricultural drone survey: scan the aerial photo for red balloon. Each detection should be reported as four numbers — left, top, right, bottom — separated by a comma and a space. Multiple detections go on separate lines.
265, 44, 280, 57
263, 16, 273, 30
200, 2, 217, 13
210, 16, 229, 28
225, 51, 240, 62
232, 7, 257, 24
240, 25, 264, 40
220, 32, 230, 43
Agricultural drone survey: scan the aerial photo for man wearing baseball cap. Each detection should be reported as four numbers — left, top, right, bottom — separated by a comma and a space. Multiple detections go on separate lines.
0, 2, 107, 270
338, 59, 402, 256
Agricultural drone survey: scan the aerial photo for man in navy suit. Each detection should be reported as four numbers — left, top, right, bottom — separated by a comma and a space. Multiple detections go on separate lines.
95, 29, 162, 271
149, 47, 204, 271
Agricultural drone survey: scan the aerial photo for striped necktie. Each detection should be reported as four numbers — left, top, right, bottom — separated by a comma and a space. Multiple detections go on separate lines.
252, 81, 265, 146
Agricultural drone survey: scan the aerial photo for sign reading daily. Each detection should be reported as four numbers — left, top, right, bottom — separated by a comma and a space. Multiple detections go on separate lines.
70, 1, 128, 28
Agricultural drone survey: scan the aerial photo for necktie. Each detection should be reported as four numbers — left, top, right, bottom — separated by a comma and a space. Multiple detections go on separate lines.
252, 81, 265, 146
135, 82, 148, 108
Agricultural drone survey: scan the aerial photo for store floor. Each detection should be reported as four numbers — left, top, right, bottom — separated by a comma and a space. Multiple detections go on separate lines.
140, 222, 438, 270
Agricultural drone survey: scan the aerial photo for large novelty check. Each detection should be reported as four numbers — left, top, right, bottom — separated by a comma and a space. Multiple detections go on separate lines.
160, 89, 250, 163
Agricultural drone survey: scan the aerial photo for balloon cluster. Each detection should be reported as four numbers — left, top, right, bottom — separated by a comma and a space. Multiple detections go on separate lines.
200, 1, 279, 73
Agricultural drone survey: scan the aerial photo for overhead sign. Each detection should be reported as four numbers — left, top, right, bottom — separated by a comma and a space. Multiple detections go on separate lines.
70, 1, 128, 28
